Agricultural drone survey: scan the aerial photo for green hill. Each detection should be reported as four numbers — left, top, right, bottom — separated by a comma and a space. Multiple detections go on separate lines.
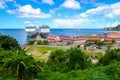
106, 24, 120, 30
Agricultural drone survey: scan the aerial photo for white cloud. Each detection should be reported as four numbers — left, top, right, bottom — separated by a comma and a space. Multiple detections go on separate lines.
106, 21, 120, 27
79, 5, 109, 18
50, 7, 60, 14
53, 18, 89, 28
0, 0, 6, 9
24, 21, 36, 26
0, 0, 16, 9
42, 0, 54, 5
78, 2, 120, 19
6, 4, 52, 18
61, 0, 81, 9
5, 0, 14, 2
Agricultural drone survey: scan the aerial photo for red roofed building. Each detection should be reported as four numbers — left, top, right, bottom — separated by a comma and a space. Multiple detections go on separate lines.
60, 36, 75, 41
46, 35, 60, 42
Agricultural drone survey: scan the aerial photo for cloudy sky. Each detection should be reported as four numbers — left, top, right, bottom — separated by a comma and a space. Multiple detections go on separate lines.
0, 0, 120, 29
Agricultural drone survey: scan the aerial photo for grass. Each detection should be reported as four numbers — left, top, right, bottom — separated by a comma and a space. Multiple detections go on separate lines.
82, 49, 103, 59
26, 45, 65, 61
26, 45, 103, 61
27, 46, 59, 54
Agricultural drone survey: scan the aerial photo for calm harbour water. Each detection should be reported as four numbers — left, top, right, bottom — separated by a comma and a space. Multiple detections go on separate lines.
0, 29, 116, 45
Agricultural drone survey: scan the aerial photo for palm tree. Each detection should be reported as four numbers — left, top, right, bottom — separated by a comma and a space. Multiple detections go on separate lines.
1, 50, 43, 80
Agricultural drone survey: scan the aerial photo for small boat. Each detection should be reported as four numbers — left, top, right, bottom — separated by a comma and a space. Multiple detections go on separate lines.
78, 29, 81, 32
25, 26, 36, 37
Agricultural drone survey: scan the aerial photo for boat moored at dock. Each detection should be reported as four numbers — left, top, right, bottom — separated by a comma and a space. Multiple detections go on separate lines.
25, 26, 37, 37
39, 25, 50, 38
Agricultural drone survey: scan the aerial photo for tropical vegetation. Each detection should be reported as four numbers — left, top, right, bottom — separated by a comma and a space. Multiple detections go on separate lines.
0, 34, 120, 80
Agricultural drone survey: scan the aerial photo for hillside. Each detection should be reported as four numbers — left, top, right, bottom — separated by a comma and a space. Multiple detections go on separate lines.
105, 24, 120, 30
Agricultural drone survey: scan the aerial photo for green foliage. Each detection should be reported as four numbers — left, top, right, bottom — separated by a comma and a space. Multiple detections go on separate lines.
27, 40, 35, 45
47, 49, 69, 72
47, 48, 91, 72
0, 34, 120, 80
66, 41, 72, 45
36, 40, 42, 44
0, 49, 43, 80
107, 42, 113, 50
0, 35, 19, 50
105, 61, 120, 80
85, 40, 106, 49
95, 40, 105, 49
99, 49, 120, 65
68, 48, 89, 70
43, 40, 49, 45
111, 24, 120, 30
107, 40, 116, 50
39, 61, 120, 80
111, 39, 116, 44
106, 24, 120, 30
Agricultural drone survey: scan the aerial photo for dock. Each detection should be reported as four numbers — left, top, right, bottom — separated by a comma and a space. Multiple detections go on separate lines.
36, 33, 41, 40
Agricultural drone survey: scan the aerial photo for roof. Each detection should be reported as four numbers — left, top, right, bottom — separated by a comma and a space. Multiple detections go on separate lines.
47, 35, 59, 41
107, 32, 120, 37
60, 36, 75, 41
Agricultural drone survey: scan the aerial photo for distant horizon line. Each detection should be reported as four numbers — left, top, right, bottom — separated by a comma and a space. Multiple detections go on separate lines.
0, 28, 106, 29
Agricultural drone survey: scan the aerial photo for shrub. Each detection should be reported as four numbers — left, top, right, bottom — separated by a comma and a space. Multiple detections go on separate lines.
0, 34, 19, 50
36, 40, 42, 44
99, 49, 120, 65
43, 40, 49, 45
67, 48, 89, 70
0, 49, 43, 80
47, 49, 69, 72
27, 40, 35, 45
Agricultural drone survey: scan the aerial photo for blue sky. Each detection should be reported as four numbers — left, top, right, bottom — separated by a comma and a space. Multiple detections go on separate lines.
0, 0, 120, 29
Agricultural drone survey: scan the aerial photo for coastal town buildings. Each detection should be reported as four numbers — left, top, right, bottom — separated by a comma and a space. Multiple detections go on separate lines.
46, 32, 120, 43
107, 32, 120, 38
46, 35, 60, 42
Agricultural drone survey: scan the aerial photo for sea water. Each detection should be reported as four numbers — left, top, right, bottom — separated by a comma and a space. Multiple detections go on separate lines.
0, 29, 116, 45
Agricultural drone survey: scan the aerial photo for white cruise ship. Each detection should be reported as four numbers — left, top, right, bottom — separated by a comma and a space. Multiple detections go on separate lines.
39, 25, 50, 38
25, 26, 36, 37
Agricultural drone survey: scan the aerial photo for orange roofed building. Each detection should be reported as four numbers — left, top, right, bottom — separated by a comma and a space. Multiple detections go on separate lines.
107, 32, 120, 38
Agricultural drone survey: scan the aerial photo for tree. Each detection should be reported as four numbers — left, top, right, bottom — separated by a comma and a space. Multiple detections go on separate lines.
105, 61, 120, 80
43, 40, 49, 45
67, 48, 89, 70
0, 34, 19, 50
36, 40, 42, 44
27, 40, 35, 45
107, 42, 113, 50
99, 49, 120, 65
111, 39, 116, 44
47, 49, 69, 72
0, 49, 43, 80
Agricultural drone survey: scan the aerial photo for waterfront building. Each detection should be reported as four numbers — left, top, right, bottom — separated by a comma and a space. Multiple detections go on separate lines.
107, 32, 120, 38
47, 35, 60, 42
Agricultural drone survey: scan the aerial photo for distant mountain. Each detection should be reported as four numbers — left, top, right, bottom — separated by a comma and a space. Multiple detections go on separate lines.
105, 24, 120, 30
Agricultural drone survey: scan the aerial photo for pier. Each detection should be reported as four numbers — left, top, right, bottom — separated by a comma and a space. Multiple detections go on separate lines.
36, 33, 41, 40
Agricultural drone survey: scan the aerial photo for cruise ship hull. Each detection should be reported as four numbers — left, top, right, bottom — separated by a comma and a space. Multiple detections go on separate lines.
39, 25, 50, 38
40, 33, 49, 38
26, 32, 37, 37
